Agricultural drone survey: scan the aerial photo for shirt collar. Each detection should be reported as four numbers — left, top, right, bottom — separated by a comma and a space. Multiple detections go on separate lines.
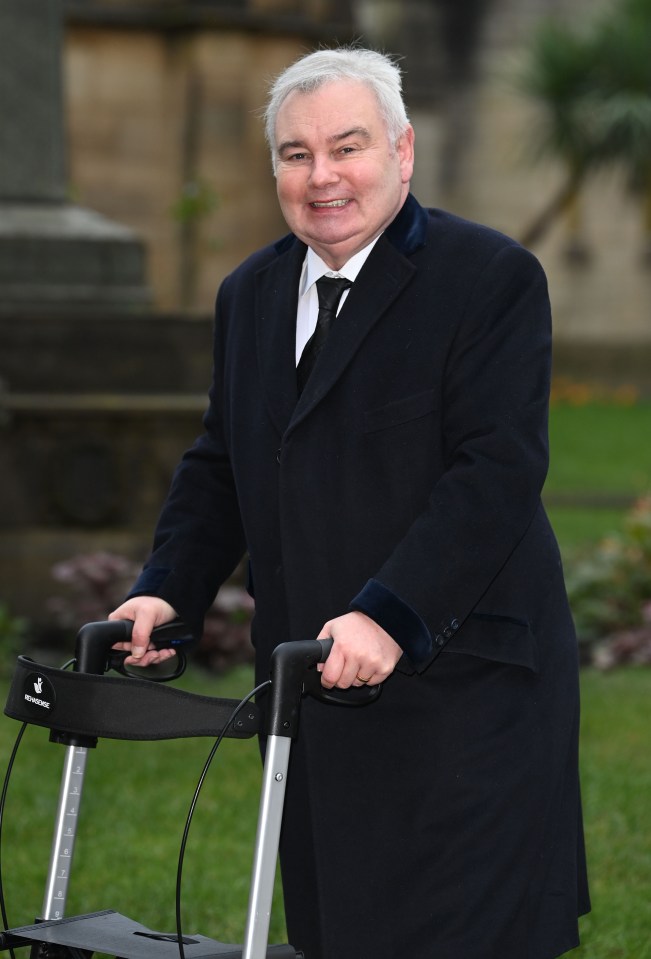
300, 236, 381, 297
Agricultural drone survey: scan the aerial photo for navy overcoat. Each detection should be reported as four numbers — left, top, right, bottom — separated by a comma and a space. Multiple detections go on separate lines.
130, 195, 590, 959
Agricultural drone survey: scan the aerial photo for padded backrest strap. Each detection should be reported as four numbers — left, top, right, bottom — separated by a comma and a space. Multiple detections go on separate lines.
4, 657, 260, 741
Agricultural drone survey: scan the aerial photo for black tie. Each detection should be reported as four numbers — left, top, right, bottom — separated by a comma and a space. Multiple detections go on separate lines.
297, 275, 352, 393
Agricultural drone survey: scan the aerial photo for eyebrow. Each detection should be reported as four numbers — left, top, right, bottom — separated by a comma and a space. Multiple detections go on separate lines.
328, 126, 372, 144
277, 126, 372, 157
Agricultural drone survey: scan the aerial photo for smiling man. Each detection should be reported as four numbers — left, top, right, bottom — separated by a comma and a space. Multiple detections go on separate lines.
111, 48, 589, 959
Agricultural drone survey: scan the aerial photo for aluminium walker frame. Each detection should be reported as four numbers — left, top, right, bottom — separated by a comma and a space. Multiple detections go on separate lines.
0, 620, 378, 959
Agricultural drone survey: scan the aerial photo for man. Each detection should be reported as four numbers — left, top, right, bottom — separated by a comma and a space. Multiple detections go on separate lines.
110, 47, 589, 959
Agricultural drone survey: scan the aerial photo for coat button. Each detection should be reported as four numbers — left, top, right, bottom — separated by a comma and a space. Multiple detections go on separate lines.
434, 634, 445, 647
443, 626, 453, 639
451, 619, 460, 631
276, 448, 281, 464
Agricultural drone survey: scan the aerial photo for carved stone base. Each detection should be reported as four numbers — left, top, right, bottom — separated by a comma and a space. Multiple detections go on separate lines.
0, 203, 151, 313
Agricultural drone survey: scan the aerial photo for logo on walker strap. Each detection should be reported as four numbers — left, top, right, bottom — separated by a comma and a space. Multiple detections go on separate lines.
23, 673, 56, 713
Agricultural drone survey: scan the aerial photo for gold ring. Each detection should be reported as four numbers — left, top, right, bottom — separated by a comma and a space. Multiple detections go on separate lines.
356, 675, 371, 684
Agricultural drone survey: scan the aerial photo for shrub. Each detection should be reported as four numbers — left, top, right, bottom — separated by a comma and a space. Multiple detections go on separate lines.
193, 584, 255, 674
48, 552, 254, 673
48, 551, 142, 633
592, 602, 651, 669
566, 494, 651, 666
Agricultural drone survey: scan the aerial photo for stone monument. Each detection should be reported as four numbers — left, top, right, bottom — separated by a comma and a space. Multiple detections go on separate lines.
0, 0, 162, 637
0, 0, 150, 312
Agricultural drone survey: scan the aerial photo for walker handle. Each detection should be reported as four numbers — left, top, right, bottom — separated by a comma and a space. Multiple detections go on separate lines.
74, 619, 193, 676
308, 637, 382, 707
265, 639, 381, 737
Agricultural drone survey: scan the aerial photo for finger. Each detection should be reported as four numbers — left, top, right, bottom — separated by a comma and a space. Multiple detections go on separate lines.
319, 640, 345, 689
115, 603, 159, 660
130, 617, 157, 659
124, 646, 177, 667
346, 664, 375, 688
109, 600, 179, 666
352, 672, 374, 687
326, 651, 367, 690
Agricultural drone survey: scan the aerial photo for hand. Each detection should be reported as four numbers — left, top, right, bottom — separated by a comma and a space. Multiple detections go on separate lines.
318, 611, 402, 689
108, 596, 179, 667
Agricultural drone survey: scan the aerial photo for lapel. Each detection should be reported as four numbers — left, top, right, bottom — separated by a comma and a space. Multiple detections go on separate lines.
254, 239, 305, 435
254, 194, 429, 438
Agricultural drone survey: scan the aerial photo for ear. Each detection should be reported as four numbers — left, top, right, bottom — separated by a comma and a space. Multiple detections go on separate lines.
396, 125, 415, 183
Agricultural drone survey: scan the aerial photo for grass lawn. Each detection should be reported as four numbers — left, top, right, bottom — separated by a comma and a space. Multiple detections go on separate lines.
541, 401, 651, 955
576, 668, 651, 958
547, 402, 651, 496
545, 401, 651, 552
1, 664, 650, 957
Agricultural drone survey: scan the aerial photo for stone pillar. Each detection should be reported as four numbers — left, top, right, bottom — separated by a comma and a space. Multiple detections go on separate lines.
0, 0, 151, 312
0, 0, 67, 202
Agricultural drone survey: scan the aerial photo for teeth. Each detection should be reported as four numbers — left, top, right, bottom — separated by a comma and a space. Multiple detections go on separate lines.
311, 199, 349, 208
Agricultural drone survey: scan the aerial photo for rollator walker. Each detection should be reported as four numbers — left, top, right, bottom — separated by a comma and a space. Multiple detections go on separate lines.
0, 620, 378, 959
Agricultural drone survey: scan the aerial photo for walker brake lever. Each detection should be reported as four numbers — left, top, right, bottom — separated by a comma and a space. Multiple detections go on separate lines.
75, 619, 193, 680
108, 620, 192, 681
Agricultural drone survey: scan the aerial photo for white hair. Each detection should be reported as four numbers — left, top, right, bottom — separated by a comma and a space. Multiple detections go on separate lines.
264, 47, 410, 171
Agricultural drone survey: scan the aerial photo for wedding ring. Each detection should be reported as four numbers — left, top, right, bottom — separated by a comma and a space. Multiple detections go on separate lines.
356, 675, 371, 684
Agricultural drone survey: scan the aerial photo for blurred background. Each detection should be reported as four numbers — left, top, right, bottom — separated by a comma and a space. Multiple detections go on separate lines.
1, 3, 650, 953
0, 0, 650, 665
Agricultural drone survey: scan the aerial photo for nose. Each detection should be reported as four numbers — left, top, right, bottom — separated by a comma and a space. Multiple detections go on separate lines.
308, 152, 339, 188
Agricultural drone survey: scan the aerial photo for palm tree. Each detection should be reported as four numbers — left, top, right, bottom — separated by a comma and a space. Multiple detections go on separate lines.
591, 0, 651, 259
515, 17, 600, 251
515, 0, 651, 258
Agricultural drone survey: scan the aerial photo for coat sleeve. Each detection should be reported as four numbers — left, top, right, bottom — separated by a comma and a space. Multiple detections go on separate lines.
350, 241, 553, 669
126, 292, 247, 640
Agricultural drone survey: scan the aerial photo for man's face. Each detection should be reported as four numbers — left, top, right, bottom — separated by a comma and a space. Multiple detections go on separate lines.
274, 80, 415, 270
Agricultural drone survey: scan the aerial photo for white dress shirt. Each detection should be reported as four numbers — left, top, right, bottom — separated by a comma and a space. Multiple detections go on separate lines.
295, 237, 381, 365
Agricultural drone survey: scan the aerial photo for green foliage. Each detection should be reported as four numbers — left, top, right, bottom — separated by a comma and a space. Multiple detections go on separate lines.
0, 604, 27, 645
518, 0, 651, 178
565, 494, 651, 659
171, 179, 220, 224
515, 0, 651, 242
517, 17, 602, 175
591, 0, 651, 190
544, 398, 651, 663
0, 603, 28, 677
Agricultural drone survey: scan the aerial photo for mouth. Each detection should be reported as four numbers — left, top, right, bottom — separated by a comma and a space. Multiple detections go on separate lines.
309, 199, 350, 209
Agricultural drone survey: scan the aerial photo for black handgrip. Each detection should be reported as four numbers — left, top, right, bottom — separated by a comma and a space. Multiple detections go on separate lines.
304, 637, 382, 708
307, 678, 382, 707
75, 619, 193, 675
107, 620, 192, 681
266, 639, 381, 737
